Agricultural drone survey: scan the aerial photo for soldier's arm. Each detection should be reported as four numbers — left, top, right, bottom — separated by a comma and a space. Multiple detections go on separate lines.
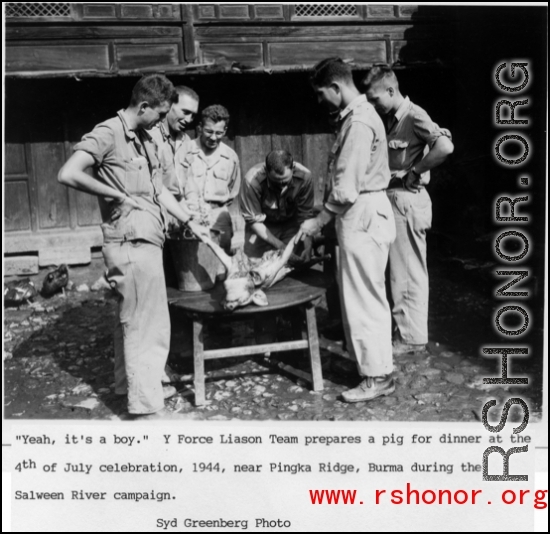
403, 111, 454, 192
239, 166, 285, 248
412, 136, 454, 175
58, 151, 128, 203
296, 169, 315, 223
301, 122, 372, 236
410, 111, 454, 172
239, 169, 266, 225
158, 186, 210, 241
226, 156, 242, 204
250, 222, 286, 250
405, 122, 454, 192
294, 170, 315, 259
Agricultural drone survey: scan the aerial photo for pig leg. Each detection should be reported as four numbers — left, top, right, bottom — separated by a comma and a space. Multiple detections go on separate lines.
201, 235, 234, 274
256, 235, 300, 287
280, 233, 301, 265
266, 234, 302, 286
264, 266, 293, 288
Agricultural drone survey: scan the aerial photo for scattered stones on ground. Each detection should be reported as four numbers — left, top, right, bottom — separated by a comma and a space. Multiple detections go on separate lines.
62, 398, 101, 411
445, 372, 465, 385
71, 383, 93, 396
3, 260, 542, 422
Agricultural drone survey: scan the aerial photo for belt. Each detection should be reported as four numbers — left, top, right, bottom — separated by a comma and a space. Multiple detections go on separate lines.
359, 189, 386, 194
206, 200, 228, 208
387, 177, 426, 191
387, 177, 403, 189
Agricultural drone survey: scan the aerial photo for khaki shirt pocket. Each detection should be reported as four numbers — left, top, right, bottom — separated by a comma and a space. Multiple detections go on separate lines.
189, 160, 207, 193
388, 139, 410, 169
190, 158, 206, 178
124, 158, 151, 195
211, 166, 230, 197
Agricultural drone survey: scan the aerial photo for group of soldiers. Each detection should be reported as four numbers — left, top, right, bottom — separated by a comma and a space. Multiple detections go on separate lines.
58, 57, 453, 420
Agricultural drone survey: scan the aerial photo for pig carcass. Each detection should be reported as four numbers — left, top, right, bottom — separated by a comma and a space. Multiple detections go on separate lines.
203, 234, 327, 311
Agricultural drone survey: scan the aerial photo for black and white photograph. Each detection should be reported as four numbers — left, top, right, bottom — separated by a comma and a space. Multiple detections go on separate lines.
2, 2, 548, 531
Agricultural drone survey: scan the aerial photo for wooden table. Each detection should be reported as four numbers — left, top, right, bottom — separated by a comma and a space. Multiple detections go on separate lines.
167, 270, 330, 406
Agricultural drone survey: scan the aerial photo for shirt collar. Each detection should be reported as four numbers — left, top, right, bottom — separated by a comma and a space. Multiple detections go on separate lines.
118, 109, 153, 143
195, 138, 228, 167
393, 96, 411, 123
339, 94, 367, 122
159, 120, 185, 144
159, 121, 170, 141
118, 109, 136, 140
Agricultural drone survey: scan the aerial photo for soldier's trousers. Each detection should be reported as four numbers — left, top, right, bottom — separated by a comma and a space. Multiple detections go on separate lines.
387, 187, 432, 345
103, 240, 170, 414
336, 192, 396, 378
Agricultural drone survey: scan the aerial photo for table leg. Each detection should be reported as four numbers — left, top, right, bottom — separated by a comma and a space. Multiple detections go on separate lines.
292, 307, 306, 345
305, 303, 324, 391
193, 319, 206, 406
254, 311, 277, 353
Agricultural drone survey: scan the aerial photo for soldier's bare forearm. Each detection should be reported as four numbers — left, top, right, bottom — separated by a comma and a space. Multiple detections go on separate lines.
58, 152, 126, 202
250, 222, 285, 250
414, 136, 454, 174
158, 186, 192, 223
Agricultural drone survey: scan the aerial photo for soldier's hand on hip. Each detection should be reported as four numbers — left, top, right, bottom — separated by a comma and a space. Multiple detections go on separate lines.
403, 171, 422, 193
110, 196, 143, 221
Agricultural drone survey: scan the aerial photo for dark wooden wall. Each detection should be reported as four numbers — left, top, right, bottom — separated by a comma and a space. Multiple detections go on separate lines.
4, 65, 458, 268
4, 73, 337, 267
5, 4, 450, 75
8, 5, 545, 278
5, 3, 456, 270
7, 69, 456, 231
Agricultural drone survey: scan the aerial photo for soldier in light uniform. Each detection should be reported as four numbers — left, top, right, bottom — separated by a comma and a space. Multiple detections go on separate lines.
179, 104, 241, 253
57, 74, 209, 420
150, 85, 200, 290
362, 66, 454, 355
150, 85, 199, 198
300, 58, 396, 403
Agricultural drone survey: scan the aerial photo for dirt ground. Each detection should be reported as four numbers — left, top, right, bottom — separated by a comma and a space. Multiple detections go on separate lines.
3, 250, 543, 422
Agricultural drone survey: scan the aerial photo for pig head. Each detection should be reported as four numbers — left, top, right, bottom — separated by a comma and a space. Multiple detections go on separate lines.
222, 277, 268, 311
202, 235, 298, 311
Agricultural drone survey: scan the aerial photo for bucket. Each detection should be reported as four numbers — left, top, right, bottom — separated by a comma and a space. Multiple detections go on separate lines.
167, 237, 223, 292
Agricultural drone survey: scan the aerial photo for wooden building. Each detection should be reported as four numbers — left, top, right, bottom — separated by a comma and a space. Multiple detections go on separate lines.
4, 3, 455, 274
